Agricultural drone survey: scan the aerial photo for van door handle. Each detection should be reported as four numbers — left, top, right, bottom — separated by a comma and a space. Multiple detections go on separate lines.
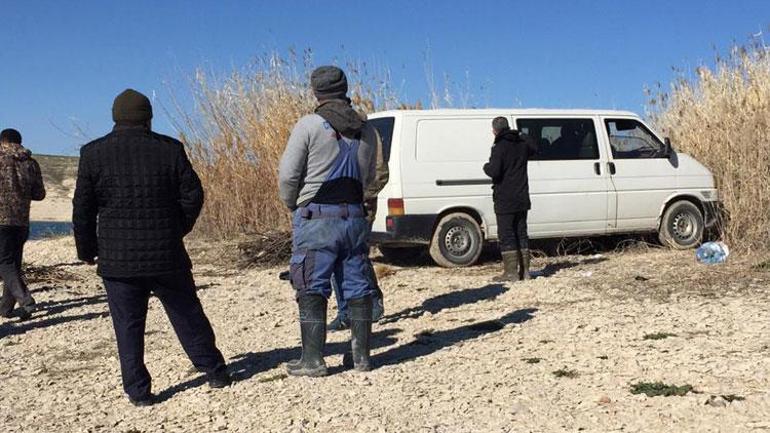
593, 162, 601, 175
608, 162, 616, 175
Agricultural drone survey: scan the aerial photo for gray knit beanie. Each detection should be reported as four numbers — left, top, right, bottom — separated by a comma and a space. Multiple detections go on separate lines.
311, 66, 349, 101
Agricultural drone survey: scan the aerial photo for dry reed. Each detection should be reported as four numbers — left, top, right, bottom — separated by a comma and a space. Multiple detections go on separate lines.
647, 39, 770, 252
172, 51, 410, 237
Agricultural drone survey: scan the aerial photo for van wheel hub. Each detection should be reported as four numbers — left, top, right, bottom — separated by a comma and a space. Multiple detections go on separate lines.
672, 213, 695, 240
444, 226, 471, 255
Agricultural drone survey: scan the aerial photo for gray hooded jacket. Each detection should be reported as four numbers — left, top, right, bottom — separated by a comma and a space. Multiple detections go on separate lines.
278, 114, 378, 210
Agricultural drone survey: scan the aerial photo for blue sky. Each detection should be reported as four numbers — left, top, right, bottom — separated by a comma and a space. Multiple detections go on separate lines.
1, 0, 768, 155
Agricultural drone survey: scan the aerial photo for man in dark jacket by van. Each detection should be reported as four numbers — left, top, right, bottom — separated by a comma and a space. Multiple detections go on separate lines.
0, 128, 46, 320
483, 117, 536, 281
73, 89, 230, 406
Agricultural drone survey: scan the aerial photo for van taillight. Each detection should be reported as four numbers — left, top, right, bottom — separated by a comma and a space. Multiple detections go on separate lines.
388, 198, 405, 216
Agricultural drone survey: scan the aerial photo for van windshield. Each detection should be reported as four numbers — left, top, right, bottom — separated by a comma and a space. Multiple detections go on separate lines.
368, 117, 395, 162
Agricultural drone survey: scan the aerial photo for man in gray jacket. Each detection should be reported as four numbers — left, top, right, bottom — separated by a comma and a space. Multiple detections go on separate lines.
279, 65, 379, 376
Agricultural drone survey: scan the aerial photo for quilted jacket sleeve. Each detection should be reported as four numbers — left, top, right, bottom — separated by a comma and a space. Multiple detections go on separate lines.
176, 144, 204, 236
72, 149, 98, 262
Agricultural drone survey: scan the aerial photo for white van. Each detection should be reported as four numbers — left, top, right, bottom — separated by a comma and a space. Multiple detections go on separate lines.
367, 109, 720, 267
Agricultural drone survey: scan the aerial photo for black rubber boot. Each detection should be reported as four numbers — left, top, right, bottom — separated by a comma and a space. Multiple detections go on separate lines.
129, 393, 157, 407
372, 293, 384, 322
207, 366, 233, 388
286, 295, 328, 377
370, 267, 385, 321
493, 251, 520, 282
328, 314, 350, 332
519, 249, 532, 281
345, 295, 373, 372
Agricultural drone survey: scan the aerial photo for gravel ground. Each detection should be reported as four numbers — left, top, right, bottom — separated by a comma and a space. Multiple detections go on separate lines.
2, 237, 769, 433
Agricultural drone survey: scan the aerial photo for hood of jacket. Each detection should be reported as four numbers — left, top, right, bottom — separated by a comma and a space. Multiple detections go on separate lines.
494, 129, 520, 145
314, 98, 365, 137
0, 142, 31, 161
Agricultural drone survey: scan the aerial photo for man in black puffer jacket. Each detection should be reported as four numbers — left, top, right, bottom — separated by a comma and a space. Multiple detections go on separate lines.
483, 117, 537, 282
73, 89, 230, 406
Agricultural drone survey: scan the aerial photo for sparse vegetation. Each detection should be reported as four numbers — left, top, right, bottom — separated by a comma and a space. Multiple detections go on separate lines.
720, 394, 746, 402
630, 382, 693, 397
647, 37, 770, 251
523, 357, 542, 364
643, 332, 677, 340
553, 368, 579, 378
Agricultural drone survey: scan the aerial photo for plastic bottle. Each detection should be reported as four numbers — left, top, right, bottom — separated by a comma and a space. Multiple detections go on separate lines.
695, 241, 729, 264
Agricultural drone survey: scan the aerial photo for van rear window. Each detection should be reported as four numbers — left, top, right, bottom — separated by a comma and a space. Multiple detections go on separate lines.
368, 117, 395, 162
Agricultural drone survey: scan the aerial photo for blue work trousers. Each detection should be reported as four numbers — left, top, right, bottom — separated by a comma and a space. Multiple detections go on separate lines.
289, 204, 374, 302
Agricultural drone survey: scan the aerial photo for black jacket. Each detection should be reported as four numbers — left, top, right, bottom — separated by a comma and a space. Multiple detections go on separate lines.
483, 129, 537, 214
73, 125, 204, 278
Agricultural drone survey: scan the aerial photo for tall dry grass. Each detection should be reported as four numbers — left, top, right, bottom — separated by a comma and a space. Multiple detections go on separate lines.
646, 39, 770, 251
172, 52, 411, 237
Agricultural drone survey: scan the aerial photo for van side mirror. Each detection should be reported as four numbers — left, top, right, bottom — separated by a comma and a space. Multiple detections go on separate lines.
663, 137, 673, 157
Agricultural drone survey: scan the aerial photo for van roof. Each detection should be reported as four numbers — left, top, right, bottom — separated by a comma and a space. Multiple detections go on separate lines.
368, 108, 639, 118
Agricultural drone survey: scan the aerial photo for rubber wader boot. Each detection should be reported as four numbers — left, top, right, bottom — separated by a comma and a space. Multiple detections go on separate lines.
371, 268, 385, 321
493, 251, 520, 282
343, 295, 373, 371
286, 295, 328, 377
328, 314, 350, 332
519, 249, 532, 281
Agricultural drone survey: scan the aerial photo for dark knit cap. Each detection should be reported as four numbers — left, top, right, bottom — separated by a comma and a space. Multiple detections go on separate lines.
0, 128, 22, 144
492, 116, 510, 132
112, 89, 153, 123
311, 66, 349, 101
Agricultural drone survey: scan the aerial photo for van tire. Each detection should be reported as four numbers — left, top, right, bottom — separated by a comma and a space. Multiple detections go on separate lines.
658, 200, 704, 249
429, 213, 483, 267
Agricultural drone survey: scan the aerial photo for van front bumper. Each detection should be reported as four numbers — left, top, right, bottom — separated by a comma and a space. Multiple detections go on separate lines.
371, 214, 438, 246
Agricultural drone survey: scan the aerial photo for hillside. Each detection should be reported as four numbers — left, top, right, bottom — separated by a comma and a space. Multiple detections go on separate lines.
30, 154, 78, 222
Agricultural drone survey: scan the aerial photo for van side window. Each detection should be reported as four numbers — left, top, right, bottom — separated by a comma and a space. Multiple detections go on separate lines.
604, 119, 666, 159
517, 118, 599, 160
368, 117, 395, 162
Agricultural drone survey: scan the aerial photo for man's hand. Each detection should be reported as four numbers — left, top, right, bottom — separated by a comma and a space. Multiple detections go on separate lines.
82, 258, 97, 266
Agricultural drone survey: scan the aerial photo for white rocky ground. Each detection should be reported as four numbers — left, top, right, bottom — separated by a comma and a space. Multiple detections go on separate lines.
1, 237, 769, 433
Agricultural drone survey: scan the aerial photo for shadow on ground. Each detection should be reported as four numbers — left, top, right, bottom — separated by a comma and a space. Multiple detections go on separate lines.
375, 234, 660, 268
1, 281, 108, 339
156, 328, 402, 402
379, 284, 509, 325
0, 309, 110, 339
534, 256, 608, 278
374, 307, 538, 367
157, 306, 538, 402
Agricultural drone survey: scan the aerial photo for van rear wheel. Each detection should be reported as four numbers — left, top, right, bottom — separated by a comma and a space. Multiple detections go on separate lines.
429, 212, 483, 267
658, 200, 704, 249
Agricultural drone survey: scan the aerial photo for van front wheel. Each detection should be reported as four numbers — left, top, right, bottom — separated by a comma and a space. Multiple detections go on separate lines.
658, 200, 704, 249
429, 213, 483, 267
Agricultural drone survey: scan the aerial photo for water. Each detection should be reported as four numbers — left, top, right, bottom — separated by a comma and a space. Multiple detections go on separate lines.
696, 241, 729, 265
29, 221, 73, 240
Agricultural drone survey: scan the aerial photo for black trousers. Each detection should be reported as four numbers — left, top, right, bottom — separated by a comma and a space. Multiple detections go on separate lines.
103, 271, 226, 399
496, 211, 529, 252
0, 225, 33, 316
